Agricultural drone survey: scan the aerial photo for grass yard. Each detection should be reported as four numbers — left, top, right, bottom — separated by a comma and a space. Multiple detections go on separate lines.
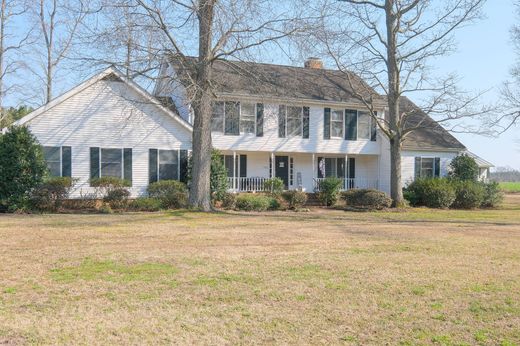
1, 196, 520, 345
500, 182, 520, 193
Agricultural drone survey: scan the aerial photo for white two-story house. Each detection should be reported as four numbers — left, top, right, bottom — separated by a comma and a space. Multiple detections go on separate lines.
12, 57, 490, 198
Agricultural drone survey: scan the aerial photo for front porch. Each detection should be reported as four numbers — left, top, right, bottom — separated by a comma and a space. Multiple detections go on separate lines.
221, 151, 380, 193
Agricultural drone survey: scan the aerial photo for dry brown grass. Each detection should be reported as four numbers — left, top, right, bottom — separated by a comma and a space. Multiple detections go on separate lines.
1, 196, 520, 345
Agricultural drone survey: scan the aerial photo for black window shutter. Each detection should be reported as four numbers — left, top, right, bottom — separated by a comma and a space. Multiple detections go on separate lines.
348, 158, 356, 178
90, 147, 100, 181
149, 149, 158, 183
240, 155, 247, 177
345, 110, 358, 140
337, 158, 346, 178
434, 157, 441, 177
371, 112, 377, 141
415, 157, 422, 180
123, 148, 132, 184
317, 157, 324, 178
303, 106, 310, 139
256, 103, 264, 137
324, 108, 331, 139
61, 146, 71, 177
278, 105, 286, 138
179, 150, 189, 183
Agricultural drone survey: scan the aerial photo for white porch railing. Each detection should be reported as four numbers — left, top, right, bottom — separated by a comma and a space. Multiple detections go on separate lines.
227, 177, 270, 192
313, 178, 379, 192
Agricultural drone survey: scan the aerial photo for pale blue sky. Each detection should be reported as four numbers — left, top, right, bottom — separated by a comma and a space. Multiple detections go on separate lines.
432, 0, 519, 169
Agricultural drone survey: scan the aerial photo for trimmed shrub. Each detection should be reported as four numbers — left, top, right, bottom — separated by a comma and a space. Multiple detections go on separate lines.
318, 177, 343, 206
449, 154, 479, 181
481, 182, 504, 208
282, 190, 308, 209
30, 177, 77, 212
264, 177, 285, 197
0, 126, 48, 210
235, 194, 272, 211
148, 180, 188, 209
220, 192, 237, 210
90, 177, 131, 198
452, 180, 485, 209
210, 150, 229, 202
342, 189, 392, 210
405, 178, 455, 209
128, 197, 163, 212
103, 187, 131, 209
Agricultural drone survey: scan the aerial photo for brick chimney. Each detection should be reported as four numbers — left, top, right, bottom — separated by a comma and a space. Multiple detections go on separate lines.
304, 57, 323, 69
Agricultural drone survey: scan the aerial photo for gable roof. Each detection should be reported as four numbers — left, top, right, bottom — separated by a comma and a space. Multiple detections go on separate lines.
465, 151, 494, 168
169, 56, 386, 106
400, 97, 466, 152
13, 67, 192, 132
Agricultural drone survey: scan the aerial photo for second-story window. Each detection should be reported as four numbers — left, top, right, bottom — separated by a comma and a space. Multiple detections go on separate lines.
357, 111, 371, 140
240, 103, 256, 134
211, 101, 256, 135
331, 109, 344, 138
287, 106, 303, 136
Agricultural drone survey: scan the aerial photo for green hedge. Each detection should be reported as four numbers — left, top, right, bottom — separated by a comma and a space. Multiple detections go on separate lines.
404, 178, 503, 209
318, 177, 343, 206
405, 178, 456, 209
147, 180, 188, 209
342, 189, 392, 210
235, 194, 277, 211
282, 190, 308, 209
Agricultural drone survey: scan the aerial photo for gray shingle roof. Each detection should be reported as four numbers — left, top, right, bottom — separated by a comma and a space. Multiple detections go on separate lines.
400, 97, 466, 151
170, 57, 385, 105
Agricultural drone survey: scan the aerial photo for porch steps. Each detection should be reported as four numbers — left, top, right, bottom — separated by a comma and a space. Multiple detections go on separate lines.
305, 193, 322, 207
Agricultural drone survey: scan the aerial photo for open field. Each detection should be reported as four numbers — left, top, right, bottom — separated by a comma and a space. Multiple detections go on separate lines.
1, 195, 520, 345
500, 182, 520, 193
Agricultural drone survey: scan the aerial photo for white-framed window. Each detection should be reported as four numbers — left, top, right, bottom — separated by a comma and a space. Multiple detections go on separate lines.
100, 148, 123, 178
287, 106, 303, 136
42, 146, 61, 177
159, 150, 179, 180
357, 111, 371, 140
211, 102, 225, 132
331, 109, 344, 138
240, 103, 256, 134
420, 158, 435, 178
317, 157, 345, 178
211, 101, 256, 135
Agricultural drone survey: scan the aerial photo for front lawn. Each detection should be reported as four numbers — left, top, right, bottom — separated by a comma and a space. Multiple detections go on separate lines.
0, 196, 519, 345
500, 182, 520, 193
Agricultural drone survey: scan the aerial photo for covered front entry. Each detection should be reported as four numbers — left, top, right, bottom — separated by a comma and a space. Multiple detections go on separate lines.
275, 156, 289, 189
222, 151, 380, 193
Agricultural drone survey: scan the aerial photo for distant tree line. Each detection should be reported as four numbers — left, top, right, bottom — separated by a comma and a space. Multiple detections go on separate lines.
490, 168, 520, 182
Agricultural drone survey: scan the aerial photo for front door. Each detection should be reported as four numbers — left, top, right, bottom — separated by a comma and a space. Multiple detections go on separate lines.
275, 156, 289, 189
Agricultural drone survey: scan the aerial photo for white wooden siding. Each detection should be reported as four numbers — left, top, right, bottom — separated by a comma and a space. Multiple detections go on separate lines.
211, 104, 381, 155
401, 150, 460, 186
27, 79, 192, 198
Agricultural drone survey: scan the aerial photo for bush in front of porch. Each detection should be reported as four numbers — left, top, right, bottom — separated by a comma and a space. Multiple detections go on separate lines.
317, 177, 343, 206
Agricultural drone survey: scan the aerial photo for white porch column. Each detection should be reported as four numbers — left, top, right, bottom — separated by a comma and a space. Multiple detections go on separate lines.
345, 154, 348, 190
233, 151, 237, 192
312, 153, 315, 190
271, 152, 275, 178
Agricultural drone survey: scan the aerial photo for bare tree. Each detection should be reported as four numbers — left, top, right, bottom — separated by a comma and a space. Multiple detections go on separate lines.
308, 0, 487, 206
28, 0, 89, 104
499, 1, 520, 133
0, 0, 32, 122
98, 0, 310, 211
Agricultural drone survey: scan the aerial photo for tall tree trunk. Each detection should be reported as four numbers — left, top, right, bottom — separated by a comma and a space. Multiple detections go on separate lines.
188, 0, 215, 211
385, 0, 404, 206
